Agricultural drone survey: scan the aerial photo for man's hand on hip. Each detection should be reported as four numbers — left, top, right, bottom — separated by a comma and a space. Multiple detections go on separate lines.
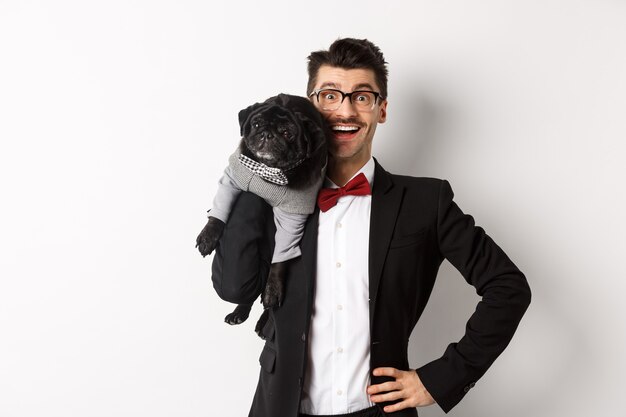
367, 367, 435, 412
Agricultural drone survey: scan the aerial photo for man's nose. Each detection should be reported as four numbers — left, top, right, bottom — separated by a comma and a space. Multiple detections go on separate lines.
333, 97, 358, 117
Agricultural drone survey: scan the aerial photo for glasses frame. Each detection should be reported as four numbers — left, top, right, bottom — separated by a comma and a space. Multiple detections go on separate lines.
308, 88, 385, 112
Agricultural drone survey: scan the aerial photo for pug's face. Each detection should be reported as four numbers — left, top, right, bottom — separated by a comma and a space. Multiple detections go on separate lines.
239, 94, 326, 170
243, 106, 307, 168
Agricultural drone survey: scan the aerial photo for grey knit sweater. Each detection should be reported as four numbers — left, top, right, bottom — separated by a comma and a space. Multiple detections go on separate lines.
228, 147, 326, 215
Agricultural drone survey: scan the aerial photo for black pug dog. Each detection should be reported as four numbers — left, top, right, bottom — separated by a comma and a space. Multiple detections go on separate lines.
196, 93, 328, 338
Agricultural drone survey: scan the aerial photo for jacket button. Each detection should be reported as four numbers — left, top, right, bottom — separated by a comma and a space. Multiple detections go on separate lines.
464, 382, 476, 393
301, 332, 306, 342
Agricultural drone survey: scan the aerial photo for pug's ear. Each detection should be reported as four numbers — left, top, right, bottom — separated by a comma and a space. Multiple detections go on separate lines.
238, 102, 266, 136
238, 104, 254, 136
299, 115, 328, 157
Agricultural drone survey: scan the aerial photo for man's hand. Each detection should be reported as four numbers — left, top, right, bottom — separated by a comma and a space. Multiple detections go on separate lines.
367, 367, 435, 413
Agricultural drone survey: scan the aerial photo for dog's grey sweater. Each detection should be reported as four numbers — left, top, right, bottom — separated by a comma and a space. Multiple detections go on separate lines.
209, 147, 326, 263
230, 147, 325, 214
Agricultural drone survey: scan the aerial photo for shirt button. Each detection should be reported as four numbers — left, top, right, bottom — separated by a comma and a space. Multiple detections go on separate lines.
337, 222, 343, 228
337, 389, 343, 396
336, 262, 341, 268
337, 347, 343, 353
337, 304, 343, 310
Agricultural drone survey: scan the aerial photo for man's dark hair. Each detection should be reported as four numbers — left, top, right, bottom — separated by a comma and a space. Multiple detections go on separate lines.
306, 38, 388, 100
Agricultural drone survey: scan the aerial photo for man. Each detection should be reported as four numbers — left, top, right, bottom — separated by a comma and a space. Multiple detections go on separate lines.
211, 38, 531, 417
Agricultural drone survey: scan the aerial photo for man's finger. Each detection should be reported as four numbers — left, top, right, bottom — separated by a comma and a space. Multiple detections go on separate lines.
382, 398, 413, 413
367, 380, 401, 394
372, 367, 399, 377
370, 389, 404, 404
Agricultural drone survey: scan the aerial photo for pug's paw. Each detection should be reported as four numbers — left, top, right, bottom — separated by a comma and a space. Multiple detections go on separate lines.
224, 303, 252, 325
196, 216, 225, 257
254, 309, 270, 340
262, 262, 287, 308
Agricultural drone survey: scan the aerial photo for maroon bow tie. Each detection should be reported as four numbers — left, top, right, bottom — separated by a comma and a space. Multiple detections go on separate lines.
317, 172, 371, 212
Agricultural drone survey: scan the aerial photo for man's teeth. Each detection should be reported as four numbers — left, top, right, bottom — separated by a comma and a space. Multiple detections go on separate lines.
332, 126, 360, 131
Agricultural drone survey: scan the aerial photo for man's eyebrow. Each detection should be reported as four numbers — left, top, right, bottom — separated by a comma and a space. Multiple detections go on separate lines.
318, 81, 378, 91
319, 82, 340, 89
353, 83, 376, 91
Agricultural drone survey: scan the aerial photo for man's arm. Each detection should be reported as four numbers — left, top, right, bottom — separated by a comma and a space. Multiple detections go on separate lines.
416, 179, 532, 412
211, 192, 274, 305
368, 179, 531, 413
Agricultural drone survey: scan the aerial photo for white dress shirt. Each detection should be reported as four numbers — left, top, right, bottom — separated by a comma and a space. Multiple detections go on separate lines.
299, 157, 376, 415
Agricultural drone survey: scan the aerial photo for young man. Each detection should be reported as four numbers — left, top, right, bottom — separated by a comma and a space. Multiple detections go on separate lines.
211, 38, 531, 417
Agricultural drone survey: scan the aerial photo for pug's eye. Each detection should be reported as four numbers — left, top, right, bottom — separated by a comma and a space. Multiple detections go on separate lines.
280, 129, 292, 140
253, 122, 259, 129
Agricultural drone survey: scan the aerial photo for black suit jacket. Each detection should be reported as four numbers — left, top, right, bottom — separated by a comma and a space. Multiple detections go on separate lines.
212, 158, 531, 416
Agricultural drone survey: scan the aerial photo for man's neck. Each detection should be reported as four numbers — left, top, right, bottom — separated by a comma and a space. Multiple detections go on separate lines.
327, 155, 371, 187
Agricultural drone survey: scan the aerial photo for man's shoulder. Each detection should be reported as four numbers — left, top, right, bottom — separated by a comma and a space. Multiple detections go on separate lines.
373, 157, 444, 192
389, 174, 443, 207
389, 173, 442, 187
387, 172, 444, 194
232, 191, 274, 214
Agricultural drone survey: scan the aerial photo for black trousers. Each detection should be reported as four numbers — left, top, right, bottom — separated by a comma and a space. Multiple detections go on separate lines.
299, 405, 384, 417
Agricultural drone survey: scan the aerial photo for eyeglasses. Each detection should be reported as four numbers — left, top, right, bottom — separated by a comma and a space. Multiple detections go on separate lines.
309, 88, 384, 112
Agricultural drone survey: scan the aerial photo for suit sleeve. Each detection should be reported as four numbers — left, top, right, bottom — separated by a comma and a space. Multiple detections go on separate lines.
211, 192, 274, 305
415, 179, 531, 413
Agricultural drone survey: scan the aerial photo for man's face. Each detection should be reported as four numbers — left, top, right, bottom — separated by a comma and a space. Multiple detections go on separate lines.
310, 65, 387, 164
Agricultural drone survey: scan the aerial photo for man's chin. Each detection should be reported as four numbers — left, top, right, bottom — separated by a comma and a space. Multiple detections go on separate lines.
329, 145, 360, 160
331, 136, 360, 153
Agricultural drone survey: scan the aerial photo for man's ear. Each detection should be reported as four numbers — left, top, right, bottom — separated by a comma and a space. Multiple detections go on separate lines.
377, 99, 388, 124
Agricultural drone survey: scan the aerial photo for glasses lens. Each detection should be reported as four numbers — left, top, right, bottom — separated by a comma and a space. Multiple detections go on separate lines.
318, 89, 342, 110
351, 91, 375, 109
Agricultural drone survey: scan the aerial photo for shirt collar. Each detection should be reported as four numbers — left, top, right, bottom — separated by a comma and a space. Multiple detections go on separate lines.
324, 156, 375, 189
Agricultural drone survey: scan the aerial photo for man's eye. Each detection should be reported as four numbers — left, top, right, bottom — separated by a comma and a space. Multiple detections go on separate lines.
355, 95, 367, 102
323, 93, 336, 100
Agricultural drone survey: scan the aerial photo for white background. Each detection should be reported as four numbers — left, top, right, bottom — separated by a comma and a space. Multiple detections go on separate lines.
1, 1, 625, 416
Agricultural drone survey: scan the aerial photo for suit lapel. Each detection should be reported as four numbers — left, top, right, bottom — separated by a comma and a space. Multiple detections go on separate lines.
302, 207, 320, 321
368, 158, 404, 327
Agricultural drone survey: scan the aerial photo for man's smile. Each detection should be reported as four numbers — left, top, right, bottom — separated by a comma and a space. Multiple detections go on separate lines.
330, 123, 363, 141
